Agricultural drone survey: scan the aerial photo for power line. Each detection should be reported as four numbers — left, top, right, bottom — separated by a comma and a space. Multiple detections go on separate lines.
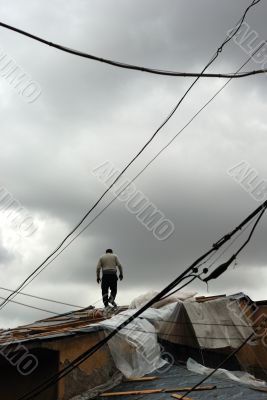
0, 295, 256, 337
16, 200, 267, 400
0, 20, 266, 79
2, 216, 262, 386
8, 187, 259, 316
2, 226, 261, 325
0, 293, 256, 330
177, 218, 267, 400
15, 38, 267, 300
179, 329, 260, 399
2, 295, 260, 330
0, 0, 262, 312
0, 279, 259, 329
0, 286, 84, 309
1, 23, 267, 80
4, 280, 262, 330
197, 216, 259, 273
162, 211, 265, 299
203, 209, 266, 284
159, 217, 258, 300
161, 215, 261, 300
0, 295, 58, 315
17, 202, 267, 400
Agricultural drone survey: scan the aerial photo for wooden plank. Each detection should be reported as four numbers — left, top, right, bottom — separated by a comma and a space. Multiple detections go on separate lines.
171, 395, 193, 400
165, 385, 216, 392
126, 377, 159, 382
100, 384, 216, 400
100, 389, 163, 396
100, 384, 216, 397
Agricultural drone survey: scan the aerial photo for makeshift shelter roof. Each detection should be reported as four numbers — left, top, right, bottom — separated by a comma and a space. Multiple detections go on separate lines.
0, 306, 127, 346
99, 363, 267, 400
1, 293, 267, 399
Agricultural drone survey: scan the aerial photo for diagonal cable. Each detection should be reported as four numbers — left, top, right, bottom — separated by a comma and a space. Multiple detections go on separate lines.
0, 0, 262, 312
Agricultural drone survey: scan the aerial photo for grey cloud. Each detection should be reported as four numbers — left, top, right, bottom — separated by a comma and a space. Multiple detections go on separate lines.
0, 239, 13, 265
0, 0, 267, 327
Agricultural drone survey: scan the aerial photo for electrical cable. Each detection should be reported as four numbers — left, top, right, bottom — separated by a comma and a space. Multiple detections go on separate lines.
2, 299, 260, 330
153, 202, 266, 301
179, 328, 260, 399
0, 295, 58, 315
159, 275, 199, 301
16, 200, 267, 400
5, 37, 266, 307
190, 214, 260, 272
199, 215, 259, 273
0, 286, 84, 309
176, 215, 267, 400
203, 207, 266, 283
234, 208, 265, 258
3, 303, 253, 340
163, 211, 265, 299
0, 281, 260, 329
0, 0, 261, 312
1, 11, 267, 79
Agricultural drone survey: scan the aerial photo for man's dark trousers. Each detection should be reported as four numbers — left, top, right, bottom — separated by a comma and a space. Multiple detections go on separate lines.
101, 273, 118, 307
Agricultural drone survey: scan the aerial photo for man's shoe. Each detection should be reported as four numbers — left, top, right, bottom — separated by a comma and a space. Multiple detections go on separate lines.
103, 305, 112, 317
109, 300, 118, 309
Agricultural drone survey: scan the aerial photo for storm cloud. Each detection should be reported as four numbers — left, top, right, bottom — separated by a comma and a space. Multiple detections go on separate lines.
0, 0, 267, 328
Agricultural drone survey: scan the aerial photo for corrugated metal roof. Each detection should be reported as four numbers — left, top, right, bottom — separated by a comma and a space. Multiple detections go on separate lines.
100, 364, 267, 400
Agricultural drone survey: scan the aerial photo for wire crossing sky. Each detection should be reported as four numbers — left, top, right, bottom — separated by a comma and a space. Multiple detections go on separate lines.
1, 20, 267, 79
17, 200, 267, 399
0, 0, 263, 314
0, 0, 267, 330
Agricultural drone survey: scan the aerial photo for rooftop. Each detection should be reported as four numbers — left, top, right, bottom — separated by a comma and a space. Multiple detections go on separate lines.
99, 364, 267, 400
0, 306, 127, 346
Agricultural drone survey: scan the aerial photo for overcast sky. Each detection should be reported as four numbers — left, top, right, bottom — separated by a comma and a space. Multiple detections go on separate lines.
0, 0, 267, 328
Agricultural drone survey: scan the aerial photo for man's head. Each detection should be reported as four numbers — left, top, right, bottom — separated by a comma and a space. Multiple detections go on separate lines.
106, 249, 113, 254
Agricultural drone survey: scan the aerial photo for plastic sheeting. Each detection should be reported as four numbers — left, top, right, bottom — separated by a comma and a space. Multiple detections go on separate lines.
187, 357, 267, 389
137, 294, 255, 350
183, 297, 254, 349
129, 291, 196, 309
153, 301, 198, 347
91, 293, 256, 378
96, 307, 176, 378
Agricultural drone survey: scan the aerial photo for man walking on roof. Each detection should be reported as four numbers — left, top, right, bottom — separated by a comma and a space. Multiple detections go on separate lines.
96, 249, 123, 309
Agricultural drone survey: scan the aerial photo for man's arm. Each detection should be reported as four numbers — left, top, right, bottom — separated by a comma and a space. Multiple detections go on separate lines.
96, 258, 102, 283
115, 256, 123, 279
